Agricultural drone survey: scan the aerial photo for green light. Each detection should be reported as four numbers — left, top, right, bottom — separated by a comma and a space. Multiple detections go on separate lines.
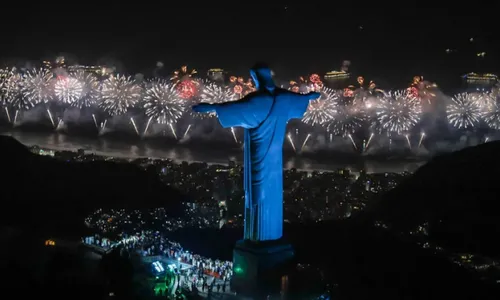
234, 266, 244, 274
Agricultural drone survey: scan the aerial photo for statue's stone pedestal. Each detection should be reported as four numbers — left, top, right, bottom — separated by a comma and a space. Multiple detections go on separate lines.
231, 239, 295, 298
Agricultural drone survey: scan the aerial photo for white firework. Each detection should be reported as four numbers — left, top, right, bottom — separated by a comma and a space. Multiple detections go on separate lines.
194, 81, 236, 119
471, 92, 494, 110
100, 75, 142, 116
55, 77, 83, 105
144, 80, 185, 124
375, 90, 421, 134
200, 81, 236, 104
327, 104, 366, 136
0, 68, 20, 105
21, 68, 54, 104
302, 88, 338, 126
447, 93, 481, 129
72, 70, 100, 108
1, 71, 27, 110
481, 98, 500, 130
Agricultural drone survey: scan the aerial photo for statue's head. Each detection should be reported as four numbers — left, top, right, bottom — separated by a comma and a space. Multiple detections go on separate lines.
250, 62, 275, 92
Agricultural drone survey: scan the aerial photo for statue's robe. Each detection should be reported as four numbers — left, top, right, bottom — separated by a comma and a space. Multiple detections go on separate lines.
213, 67, 318, 241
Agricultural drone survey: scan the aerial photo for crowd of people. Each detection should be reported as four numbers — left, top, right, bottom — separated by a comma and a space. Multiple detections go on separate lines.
84, 229, 234, 296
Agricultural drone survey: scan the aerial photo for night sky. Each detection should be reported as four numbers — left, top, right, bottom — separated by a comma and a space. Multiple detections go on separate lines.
1, 2, 498, 90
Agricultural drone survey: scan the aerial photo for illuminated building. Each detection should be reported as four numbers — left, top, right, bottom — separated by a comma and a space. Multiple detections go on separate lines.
43, 56, 66, 70
324, 70, 350, 88
38, 149, 55, 157
463, 73, 498, 90
207, 68, 225, 82
43, 238, 81, 249
325, 70, 350, 80
67, 65, 114, 77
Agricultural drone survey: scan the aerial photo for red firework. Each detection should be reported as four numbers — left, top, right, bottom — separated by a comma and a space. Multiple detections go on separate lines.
289, 81, 300, 93
343, 87, 354, 98
309, 74, 321, 83
227, 75, 255, 98
408, 76, 438, 105
171, 65, 197, 83
176, 80, 198, 99
233, 85, 243, 95
408, 86, 419, 98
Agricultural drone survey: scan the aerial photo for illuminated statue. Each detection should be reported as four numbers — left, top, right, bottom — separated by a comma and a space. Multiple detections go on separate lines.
193, 63, 319, 241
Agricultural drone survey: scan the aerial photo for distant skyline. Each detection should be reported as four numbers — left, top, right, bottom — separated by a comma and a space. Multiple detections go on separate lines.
1, 2, 498, 89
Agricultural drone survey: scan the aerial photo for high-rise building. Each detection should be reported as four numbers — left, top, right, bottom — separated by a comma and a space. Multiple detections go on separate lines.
67, 65, 114, 77
43, 56, 66, 70
207, 68, 225, 82
462, 72, 498, 90
324, 70, 350, 88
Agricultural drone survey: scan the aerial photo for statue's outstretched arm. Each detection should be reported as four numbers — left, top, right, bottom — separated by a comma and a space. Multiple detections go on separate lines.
300, 91, 321, 101
192, 97, 250, 113
192, 96, 262, 129
288, 91, 321, 119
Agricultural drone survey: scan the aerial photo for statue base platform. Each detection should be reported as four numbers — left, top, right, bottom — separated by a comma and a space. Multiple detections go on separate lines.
231, 239, 295, 298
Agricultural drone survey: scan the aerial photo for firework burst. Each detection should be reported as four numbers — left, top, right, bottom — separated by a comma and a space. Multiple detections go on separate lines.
200, 81, 236, 104
192, 81, 236, 119
228, 76, 255, 97
343, 85, 356, 98
21, 68, 53, 104
308, 74, 323, 92
288, 80, 301, 93
375, 90, 421, 134
481, 100, 500, 130
302, 88, 337, 126
447, 93, 481, 129
144, 80, 185, 124
327, 104, 366, 136
100, 75, 142, 116
54, 77, 83, 105
71, 71, 100, 108
287, 77, 309, 93
408, 76, 438, 105
171, 65, 197, 83
171, 65, 198, 100
0, 68, 20, 105
2, 72, 27, 110
176, 79, 198, 99
471, 92, 494, 111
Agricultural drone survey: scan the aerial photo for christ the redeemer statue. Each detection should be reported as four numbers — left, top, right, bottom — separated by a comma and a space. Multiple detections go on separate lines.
193, 63, 319, 242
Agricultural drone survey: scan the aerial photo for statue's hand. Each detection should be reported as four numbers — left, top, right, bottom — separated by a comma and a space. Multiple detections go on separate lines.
192, 103, 215, 113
